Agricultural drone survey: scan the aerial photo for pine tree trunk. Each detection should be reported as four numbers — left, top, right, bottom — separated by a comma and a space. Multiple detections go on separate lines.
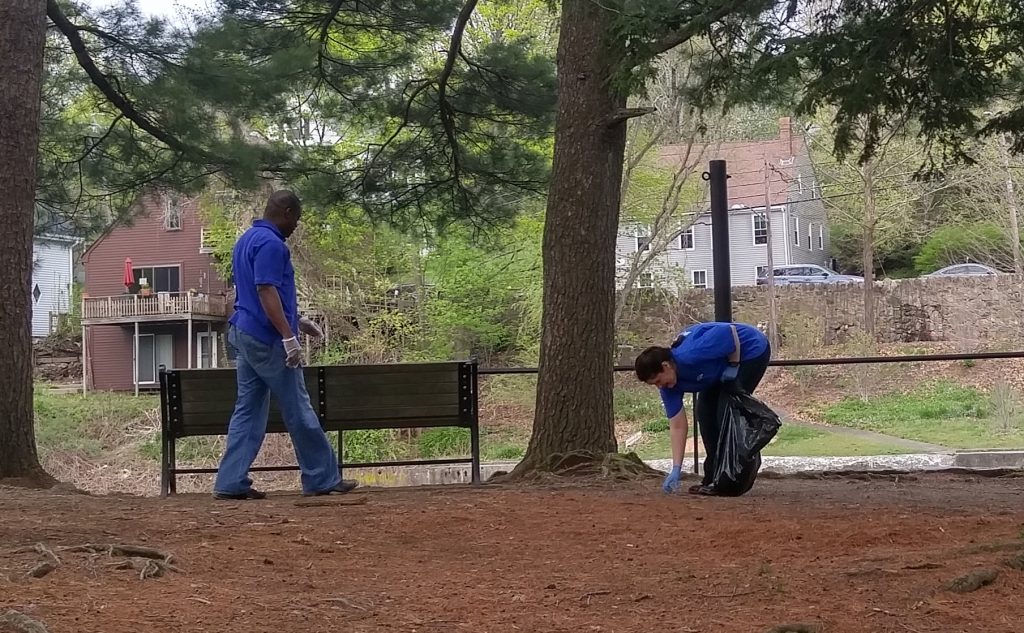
0, 0, 51, 483
1000, 136, 1023, 275
861, 164, 876, 339
514, 0, 626, 471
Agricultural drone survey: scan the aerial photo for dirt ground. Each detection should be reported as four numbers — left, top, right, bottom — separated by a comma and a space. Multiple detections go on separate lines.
2, 473, 1024, 633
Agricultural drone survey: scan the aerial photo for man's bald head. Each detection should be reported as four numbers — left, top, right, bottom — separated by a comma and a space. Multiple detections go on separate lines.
263, 190, 302, 239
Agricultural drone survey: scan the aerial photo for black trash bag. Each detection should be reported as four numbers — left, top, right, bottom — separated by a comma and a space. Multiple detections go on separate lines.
708, 390, 782, 497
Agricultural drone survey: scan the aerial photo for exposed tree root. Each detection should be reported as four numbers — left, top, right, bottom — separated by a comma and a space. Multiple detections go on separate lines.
105, 558, 181, 580
1004, 553, 1024, 570
60, 543, 174, 562
9, 542, 178, 581
491, 451, 663, 484
0, 610, 50, 633
0, 471, 58, 490
947, 568, 999, 593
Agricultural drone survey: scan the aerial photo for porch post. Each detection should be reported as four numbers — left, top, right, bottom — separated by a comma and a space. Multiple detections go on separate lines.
187, 316, 193, 369
206, 321, 213, 367
81, 325, 87, 394
133, 321, 140, 397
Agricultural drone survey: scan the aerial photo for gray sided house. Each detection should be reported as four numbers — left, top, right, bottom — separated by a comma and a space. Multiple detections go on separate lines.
617, 118, 831, 290
32, 234, 80, 338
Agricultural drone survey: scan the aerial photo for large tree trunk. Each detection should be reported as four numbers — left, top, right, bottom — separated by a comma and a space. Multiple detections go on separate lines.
861, 163, 876, 339
0, 0, 52, 484
513, 0, 626, 472
1000, 136, 1023, 275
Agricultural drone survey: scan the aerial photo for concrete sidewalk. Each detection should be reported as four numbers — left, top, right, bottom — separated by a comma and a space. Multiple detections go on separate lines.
343, 450, 1024, 487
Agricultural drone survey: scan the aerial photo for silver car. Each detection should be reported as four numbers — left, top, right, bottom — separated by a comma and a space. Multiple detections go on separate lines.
925, 263, 999, 277
757, 264, 864, 286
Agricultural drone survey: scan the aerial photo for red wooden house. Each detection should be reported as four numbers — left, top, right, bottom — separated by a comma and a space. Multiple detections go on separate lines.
81, 193, 232, 392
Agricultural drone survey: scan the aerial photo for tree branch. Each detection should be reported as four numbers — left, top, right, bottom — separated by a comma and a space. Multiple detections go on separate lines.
599, 107, 656, 128
46, 0, 219, 165
639, 0, 751, 62
437, 0, 480, 186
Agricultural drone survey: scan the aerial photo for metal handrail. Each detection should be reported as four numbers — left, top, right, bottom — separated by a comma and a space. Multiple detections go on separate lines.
477, 350, 1024, 375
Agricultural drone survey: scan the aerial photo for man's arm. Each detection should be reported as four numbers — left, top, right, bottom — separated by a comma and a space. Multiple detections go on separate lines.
257, 285, 294, 339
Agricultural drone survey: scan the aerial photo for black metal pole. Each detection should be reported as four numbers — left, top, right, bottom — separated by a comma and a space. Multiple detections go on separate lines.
709, 159, 732, 322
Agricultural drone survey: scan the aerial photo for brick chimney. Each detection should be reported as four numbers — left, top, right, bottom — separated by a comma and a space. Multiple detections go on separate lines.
779, 117, 793, 156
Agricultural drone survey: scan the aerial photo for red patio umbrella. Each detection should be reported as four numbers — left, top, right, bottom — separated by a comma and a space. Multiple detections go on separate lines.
123, 257, 134, 291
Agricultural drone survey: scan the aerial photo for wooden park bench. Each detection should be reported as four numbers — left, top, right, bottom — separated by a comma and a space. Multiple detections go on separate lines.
157, 361, 480, 496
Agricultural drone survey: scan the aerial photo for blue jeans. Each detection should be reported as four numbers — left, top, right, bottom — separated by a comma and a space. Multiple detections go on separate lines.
214, 326, 341, 495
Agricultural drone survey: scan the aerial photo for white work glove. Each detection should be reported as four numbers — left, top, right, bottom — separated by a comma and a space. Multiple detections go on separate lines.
282, 336, 303, 369
298, 316, 324, 338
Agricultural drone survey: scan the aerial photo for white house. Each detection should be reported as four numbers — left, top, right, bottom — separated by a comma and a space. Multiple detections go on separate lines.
617, 118, 832, 290
32, 234, 79, 338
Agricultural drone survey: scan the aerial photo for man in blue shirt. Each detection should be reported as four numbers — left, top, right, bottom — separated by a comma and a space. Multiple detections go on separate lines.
634, 321, 771, 496
213, 190, 357, 500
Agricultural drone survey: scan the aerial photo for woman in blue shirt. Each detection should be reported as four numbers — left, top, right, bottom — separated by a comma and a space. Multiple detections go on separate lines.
634, 321, 771, 495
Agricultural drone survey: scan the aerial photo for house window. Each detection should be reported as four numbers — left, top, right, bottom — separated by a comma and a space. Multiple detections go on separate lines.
636, 236, 651, 252
164, 196, 182, 231
637, 272, 654, 288
807, 222, 813, 249
692, 270, 708, 289
756, 265, 769, 279
792, 217, 800, 246
131, 265, 181, 294
678, 226, 695, 250
818, 225, 824, 250
753, 213, 768, 245
200, 227, 215, 254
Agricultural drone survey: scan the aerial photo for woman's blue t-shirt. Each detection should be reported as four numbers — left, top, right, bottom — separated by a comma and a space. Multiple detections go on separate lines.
658, 322, 769, 418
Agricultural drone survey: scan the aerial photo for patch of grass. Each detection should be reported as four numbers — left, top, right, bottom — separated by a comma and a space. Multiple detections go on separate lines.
480, 374, 537, 407
418, 428, 471, 458
823, 381, 1024, 449
762, 425, 907, 457
633, 426, 696, 460
342, 429, 412, 463
483, 444, 525, 461
634, 423, 906, 459
614, 385, 670, 426
641, 418, 669, 433
139, 436, 222, 463
34, 389, 158, 456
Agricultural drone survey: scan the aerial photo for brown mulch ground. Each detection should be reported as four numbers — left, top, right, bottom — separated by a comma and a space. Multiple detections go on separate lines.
2, 473, 1024, 633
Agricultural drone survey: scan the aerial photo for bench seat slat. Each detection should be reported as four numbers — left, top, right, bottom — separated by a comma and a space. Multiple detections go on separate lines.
174, 416, 469, 437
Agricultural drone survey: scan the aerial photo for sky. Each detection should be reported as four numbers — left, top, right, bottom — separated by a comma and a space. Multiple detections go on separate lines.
87, 0, 209, 21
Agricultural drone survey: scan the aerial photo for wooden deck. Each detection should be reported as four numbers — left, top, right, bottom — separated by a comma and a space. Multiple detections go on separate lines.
82, 293, 228, 325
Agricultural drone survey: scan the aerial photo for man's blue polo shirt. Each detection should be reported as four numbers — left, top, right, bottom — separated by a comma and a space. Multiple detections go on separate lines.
229, 220, 299, 345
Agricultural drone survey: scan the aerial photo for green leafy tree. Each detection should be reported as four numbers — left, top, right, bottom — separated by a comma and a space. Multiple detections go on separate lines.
421, 209, 543, 362
913, 223, 1016, 274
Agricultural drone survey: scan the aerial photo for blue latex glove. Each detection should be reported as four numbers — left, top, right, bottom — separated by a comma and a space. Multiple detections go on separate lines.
721, 363, 739, 383
662, 465, 682, 493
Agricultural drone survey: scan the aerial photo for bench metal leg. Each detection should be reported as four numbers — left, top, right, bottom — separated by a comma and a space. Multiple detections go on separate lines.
160, 433, 170, 498
168, 435, 178, 495
470, 422, 481, 485
337, 431, 344, 480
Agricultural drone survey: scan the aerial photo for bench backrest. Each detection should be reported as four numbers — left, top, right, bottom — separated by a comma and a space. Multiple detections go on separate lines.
161, 361, 476, 438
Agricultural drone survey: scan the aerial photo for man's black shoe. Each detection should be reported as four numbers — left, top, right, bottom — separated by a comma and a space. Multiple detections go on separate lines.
213, 488, 267, 501
304, 480, 359, 497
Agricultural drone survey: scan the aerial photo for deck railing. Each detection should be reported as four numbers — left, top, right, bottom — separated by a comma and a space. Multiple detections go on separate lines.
82, 292, 228, 321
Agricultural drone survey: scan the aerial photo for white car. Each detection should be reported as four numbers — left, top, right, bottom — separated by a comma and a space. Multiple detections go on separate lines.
757, 264, 864, 286
926, 263, 1000, 277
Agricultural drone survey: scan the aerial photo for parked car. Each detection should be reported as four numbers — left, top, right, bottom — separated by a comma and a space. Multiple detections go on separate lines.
756, 264, 864, 286
925, 263, 1000, 277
